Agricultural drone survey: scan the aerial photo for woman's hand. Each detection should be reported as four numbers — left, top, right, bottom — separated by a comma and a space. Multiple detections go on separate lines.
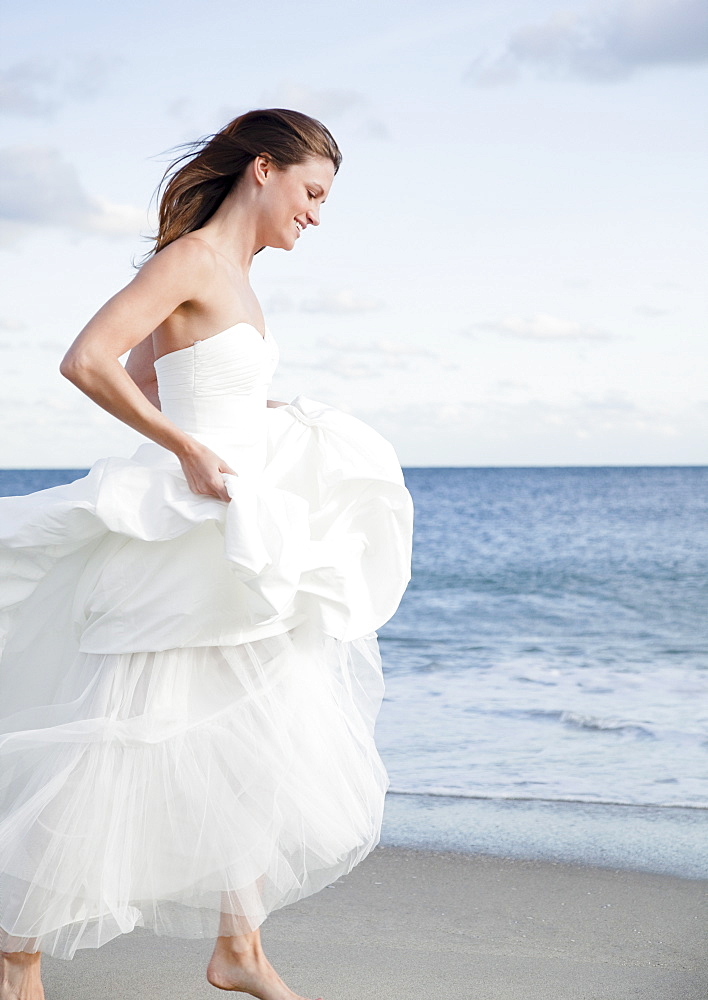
177, 439, 237, 502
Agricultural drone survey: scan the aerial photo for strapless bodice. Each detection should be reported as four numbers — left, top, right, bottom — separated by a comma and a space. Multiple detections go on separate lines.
153, 323, 279, 476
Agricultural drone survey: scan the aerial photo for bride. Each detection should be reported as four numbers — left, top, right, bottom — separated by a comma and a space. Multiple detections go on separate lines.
0, 109, 413, 1000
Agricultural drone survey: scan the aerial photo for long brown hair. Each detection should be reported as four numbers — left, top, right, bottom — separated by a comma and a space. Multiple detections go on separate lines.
136, 108, 342, 266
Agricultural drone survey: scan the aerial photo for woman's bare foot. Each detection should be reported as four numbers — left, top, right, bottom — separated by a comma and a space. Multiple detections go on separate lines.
206, 929, 321, 1000
0, 951, 45, 1000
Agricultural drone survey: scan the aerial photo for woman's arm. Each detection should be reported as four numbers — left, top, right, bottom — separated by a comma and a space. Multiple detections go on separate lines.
60, 239, 235, 500
125, 334, 160, 410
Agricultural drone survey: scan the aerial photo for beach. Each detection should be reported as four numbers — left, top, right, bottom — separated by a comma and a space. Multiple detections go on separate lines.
40, 842, 707, 999
39, 785, 708, 999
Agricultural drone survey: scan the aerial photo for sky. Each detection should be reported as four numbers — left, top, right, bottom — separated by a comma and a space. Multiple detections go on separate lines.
1, 0, 706, 467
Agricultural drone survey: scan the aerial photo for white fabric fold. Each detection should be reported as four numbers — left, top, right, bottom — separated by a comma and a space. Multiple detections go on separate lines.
0, 316, 413, 961
0, 395, 413, 657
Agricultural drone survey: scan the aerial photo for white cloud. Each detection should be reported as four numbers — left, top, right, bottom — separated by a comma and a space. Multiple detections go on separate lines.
353, 390, 705, 466
269, 354, 385, 380
355, 118, 391, 141
0, 318, 26, 332
301, 289, 385, 314
165, 97, 191, 119
0, 146, 144, 243
467, 0, 708, 85
0, 53, 124, 117
0, 317, 29, 350
578, 388, 636, 411
264, 288, 386, 315
313, 357, 385, 379
84, 198, 146, 237
246, 82, 391, 144
635, 304, 672, 317
61, 52, 125, 101
316, 335, 436, 359
467, 313, 615, 341
263, 291, 297, 314
277, 336, 437, 382
258, 83, 367, 121
0, 59, 57, 117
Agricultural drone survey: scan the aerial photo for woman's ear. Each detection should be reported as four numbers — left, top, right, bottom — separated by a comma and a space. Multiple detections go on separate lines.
253, 154, 271, 187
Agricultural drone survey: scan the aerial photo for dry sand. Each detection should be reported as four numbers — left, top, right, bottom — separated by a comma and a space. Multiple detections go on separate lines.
41, 844, 707, 1000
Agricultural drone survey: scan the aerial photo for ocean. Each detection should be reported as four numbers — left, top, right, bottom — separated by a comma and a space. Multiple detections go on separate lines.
379, 467, 708, 810
2, 465, 707, 875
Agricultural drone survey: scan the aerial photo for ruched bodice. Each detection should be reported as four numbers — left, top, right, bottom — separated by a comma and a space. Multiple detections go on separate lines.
154, 322, 279, 477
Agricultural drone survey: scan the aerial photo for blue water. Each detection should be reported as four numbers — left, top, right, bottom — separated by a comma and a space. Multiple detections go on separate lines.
2, 467, 707, 818
376, 467, 708, 813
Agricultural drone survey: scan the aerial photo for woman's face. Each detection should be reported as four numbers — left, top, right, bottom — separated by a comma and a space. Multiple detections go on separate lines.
259, 154, 335, 250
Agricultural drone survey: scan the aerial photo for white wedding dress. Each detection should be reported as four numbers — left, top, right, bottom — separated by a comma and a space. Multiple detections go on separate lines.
0, 322, 413, 960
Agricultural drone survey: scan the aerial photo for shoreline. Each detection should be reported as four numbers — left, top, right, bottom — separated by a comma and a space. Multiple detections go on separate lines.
381, 790, 708, 880
388, 786, 708, 810
42, 844, 708, 1000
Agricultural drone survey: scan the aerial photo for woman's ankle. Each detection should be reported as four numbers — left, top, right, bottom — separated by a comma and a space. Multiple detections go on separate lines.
213, 934, 264, 959
1, 952, 41, 964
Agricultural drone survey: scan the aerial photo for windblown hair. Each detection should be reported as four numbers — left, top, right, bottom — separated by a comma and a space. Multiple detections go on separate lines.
136, 108, 342, 266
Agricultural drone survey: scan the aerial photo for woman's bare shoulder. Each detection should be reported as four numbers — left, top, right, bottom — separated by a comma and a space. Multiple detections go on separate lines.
135, 233, 219, 287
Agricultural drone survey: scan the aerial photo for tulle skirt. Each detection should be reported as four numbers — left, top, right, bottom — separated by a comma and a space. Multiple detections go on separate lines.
0, 396, 413, 961
0, 621, 389, 960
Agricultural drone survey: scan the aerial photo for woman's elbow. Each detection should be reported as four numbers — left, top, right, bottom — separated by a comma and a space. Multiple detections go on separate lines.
59, 350, 96, 385
59, 352, 79, 383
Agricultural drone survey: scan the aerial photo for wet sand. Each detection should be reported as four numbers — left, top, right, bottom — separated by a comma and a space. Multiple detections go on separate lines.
41, 843, 708, 1000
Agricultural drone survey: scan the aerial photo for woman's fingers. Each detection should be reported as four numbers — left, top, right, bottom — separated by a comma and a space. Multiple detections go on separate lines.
206, 471, 232, 501
199, 480, 230, 502
218, 464, 237, 500
217, 481, 231, 502
180, 445, 237, 500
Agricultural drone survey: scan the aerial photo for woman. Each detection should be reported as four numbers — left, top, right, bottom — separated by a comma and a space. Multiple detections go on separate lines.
0, 109, 413, 1000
